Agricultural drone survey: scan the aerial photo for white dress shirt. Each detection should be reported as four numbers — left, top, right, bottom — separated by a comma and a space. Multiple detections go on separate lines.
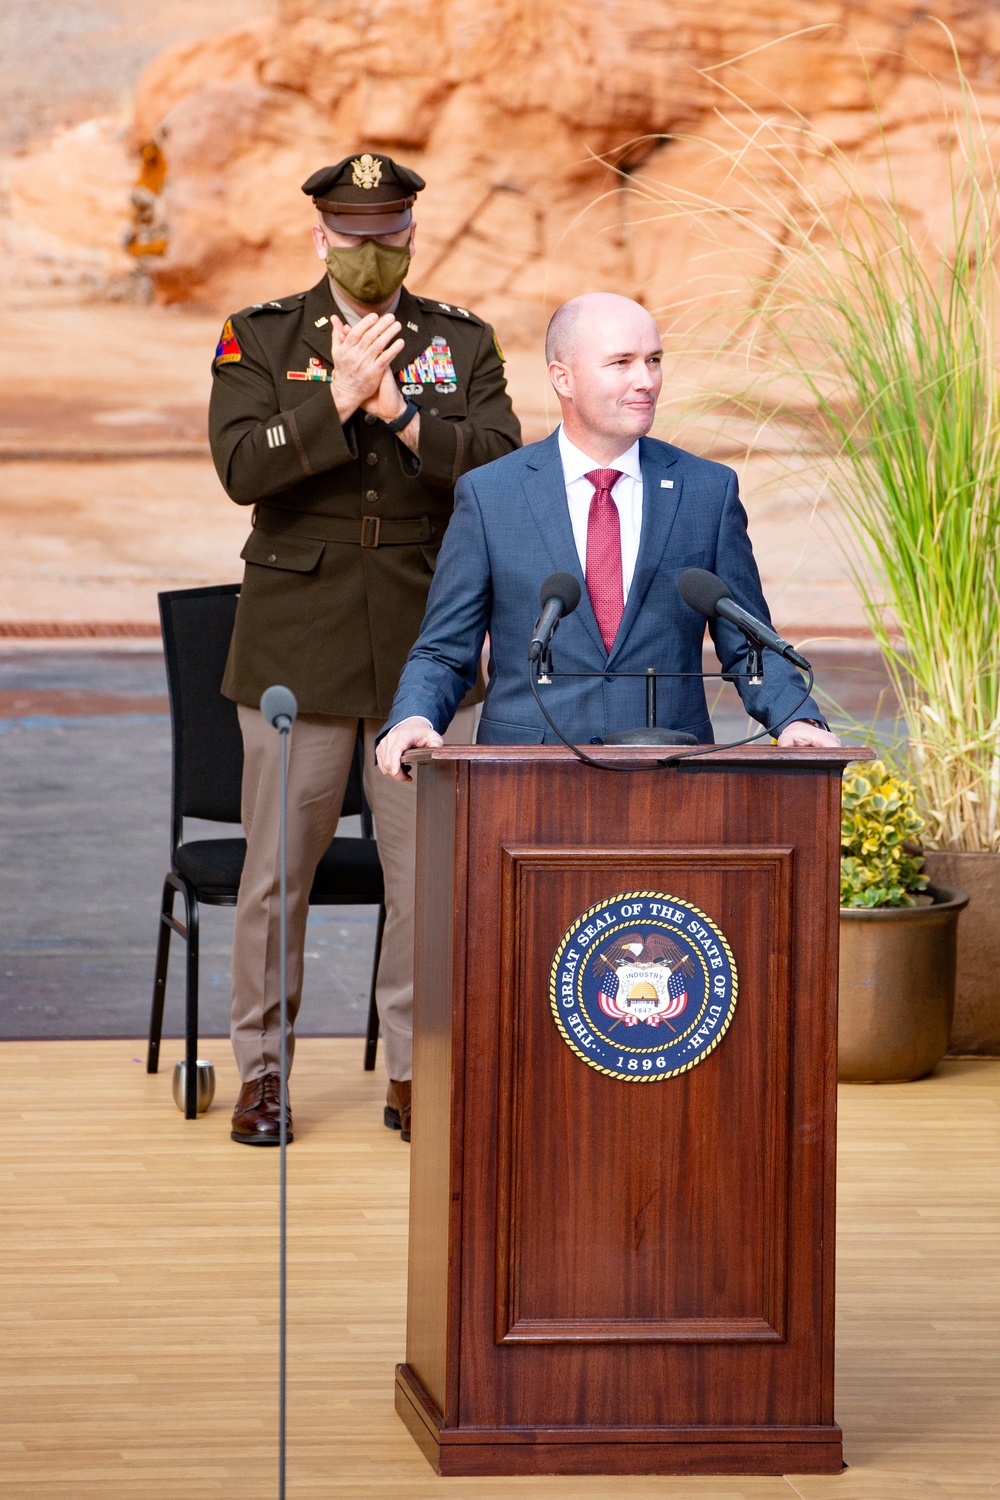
557, 426, 643, 599
402, 428, 645, 732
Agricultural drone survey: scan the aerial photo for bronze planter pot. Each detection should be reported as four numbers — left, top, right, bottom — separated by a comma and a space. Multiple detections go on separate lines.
923, 850, 1000, 1054
838, 884, 968, 1083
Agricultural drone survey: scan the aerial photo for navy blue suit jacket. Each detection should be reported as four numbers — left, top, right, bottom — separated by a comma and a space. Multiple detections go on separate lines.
385, 431, 821, 744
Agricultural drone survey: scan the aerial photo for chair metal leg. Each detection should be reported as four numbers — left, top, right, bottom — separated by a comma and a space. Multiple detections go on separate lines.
147, 877, 176, 1074
363, 903, 386, 1071
183, 887, 201, 1119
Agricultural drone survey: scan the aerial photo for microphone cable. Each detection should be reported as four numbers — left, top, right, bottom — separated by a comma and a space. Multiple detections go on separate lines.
528, 656, 820, 772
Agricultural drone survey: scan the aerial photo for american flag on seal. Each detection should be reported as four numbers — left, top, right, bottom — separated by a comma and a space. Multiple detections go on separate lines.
595, 931, 693, 1028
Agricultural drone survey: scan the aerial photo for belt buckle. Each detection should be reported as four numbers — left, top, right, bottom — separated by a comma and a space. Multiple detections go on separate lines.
360, 515, 381, 548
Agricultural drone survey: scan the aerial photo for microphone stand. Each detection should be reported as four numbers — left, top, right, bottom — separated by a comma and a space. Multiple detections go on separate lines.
277, 709, 289, 1500
260, 684, 297, 1500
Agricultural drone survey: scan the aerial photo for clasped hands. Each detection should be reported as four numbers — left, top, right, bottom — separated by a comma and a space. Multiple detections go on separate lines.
329, 312, 407, 426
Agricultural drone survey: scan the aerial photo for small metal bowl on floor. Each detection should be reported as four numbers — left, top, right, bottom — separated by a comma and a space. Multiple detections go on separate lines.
171, 1059, 216, 1114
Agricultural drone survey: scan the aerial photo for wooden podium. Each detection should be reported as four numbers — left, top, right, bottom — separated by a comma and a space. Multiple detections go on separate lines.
395, 744, 859, 1476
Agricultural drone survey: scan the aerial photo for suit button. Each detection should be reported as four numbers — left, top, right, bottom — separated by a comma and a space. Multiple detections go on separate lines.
605, 673, 616, 682
589, 736, 604, 745
365, 451, 378, 466
365, 489, 379, 503
267, 553, 277, 563
364, 412, 377, 425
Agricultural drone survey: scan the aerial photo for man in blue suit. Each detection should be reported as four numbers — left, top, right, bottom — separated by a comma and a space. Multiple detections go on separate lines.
377, 292, 837, 776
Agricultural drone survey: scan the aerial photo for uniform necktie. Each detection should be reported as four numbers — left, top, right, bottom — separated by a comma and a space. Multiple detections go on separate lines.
584, 468, 624, 652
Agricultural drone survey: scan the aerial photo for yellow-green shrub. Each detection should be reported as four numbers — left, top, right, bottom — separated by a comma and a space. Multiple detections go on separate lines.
841, 761, 929, 909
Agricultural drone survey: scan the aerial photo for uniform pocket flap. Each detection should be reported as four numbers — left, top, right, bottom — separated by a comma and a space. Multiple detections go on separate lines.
241, 532, 325, 573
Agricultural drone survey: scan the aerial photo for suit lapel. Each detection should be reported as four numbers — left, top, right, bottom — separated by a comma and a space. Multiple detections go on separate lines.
607, 437, 682, 665
521, 433, 606, 657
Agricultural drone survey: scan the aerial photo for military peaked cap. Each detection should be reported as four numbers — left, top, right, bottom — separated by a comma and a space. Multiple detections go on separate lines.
301, 154, 426, 234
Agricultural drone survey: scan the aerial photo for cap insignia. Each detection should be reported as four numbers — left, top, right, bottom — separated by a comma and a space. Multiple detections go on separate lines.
351, 154, 383, 190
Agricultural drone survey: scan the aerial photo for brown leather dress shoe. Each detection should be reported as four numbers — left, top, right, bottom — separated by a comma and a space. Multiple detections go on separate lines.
231, 1074, 293, 1145
384, 1079, 411, 1142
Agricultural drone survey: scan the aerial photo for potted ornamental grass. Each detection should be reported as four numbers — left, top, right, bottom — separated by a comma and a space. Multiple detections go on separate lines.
632, 43, 1000, 1052
839, 761, 967, 1082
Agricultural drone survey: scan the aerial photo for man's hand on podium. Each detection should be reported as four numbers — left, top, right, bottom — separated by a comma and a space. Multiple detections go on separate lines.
776, 719, 841, 748
377, 716, 444, 782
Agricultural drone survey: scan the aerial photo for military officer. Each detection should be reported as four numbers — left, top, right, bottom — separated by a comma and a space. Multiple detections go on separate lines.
209, 153, 521, 1146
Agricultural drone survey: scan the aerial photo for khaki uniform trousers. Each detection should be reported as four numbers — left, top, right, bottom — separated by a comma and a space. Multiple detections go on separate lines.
231, 705, 475, 1083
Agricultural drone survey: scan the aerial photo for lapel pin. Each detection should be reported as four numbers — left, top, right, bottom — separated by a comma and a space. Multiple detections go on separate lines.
314, 316, 329, 328
407, 321, 419, 332
661, 479, 674, 488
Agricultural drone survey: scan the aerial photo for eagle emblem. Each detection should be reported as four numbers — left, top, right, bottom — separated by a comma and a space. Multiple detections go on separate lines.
351, 154, 383, 190
595, 931, 693, 1027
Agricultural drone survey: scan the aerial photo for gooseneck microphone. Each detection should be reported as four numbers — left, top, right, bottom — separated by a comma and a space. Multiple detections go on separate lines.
678, 569, 811, 671
529, 572, 582, 662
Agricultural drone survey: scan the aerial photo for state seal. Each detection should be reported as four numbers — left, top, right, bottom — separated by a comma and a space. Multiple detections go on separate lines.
549, 890, 738, 1081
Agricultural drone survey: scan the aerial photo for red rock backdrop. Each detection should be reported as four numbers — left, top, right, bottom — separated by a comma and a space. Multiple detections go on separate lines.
10, 1, 1000, 338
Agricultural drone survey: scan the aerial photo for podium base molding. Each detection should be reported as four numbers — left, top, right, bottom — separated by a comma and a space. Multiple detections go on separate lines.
395, 1365, 844, 1477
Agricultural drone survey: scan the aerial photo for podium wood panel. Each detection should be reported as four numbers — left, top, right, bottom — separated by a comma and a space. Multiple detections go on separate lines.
496, 846, 792, 1345
401, 746, 861, 1476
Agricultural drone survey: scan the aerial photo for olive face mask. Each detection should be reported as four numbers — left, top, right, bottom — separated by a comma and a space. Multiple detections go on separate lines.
326, 240, 410, 304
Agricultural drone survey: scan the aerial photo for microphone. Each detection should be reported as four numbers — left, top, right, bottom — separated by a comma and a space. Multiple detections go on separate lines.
260, 684, 298, 731
678, 568, 810, 670
529, 572, 582, 662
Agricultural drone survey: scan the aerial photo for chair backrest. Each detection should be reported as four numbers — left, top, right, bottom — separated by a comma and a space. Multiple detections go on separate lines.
160, 584, 244, 850
158, 581, 372, 851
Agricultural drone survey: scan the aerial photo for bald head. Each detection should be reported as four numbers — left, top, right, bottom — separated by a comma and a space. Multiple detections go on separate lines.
545, 293, 658, 365
545, 293, 663, 460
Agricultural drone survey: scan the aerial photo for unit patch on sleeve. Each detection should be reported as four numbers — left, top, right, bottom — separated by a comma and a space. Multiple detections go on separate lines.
215, 318, 242, 366
397, 336, 457, 395
549, 891, 738, 1081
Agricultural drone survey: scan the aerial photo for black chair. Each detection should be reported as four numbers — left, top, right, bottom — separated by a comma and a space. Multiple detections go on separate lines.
146, 583, 385, 1117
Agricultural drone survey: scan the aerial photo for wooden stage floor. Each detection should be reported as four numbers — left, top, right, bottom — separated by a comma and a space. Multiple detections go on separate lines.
3, 1040, 998, 1499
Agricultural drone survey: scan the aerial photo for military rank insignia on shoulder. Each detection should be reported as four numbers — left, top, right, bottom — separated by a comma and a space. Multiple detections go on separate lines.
215, 318, 241, 366
416, 296, 484, 328
549, 890, 739, 1081
246, 296, 302, 316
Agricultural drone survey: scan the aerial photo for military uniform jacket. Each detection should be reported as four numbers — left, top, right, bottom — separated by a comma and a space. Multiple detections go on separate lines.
209, 276, 521, 717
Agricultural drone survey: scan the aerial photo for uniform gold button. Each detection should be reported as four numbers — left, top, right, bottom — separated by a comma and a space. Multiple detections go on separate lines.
365, 489, 379, 503
267, 552, 277, 563
365, 451, 378, 466
364, 412, 377, 425
430, 408, 439, 416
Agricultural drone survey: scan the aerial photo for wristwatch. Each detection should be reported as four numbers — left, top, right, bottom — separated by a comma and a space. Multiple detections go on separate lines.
385, 399, 419, 434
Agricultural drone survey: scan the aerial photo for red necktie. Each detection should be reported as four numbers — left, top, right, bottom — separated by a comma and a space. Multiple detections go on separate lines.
584, 468, 624, 652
